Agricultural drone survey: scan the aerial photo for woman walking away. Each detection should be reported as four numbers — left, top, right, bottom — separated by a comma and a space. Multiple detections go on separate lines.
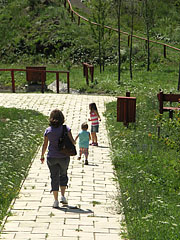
40, 109, 75, 208
88, 103, 101, 146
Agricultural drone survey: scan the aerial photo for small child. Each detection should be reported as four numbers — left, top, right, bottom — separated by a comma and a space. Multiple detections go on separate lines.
88, 102, 101, 146
75, 122, 91, 165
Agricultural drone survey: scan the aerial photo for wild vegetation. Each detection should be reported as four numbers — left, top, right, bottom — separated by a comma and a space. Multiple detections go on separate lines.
0, 0, 180, 239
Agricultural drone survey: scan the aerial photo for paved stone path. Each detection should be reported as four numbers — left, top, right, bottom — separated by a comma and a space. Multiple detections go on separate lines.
0, 93, 124, 240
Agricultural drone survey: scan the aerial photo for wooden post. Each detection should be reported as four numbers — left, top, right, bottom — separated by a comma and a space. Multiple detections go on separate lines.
169, 110, 173, 119
67, 72, 70, 93
71, 11, 74, 21
145, 40, 148, 50
83, 63, 86, 77
56, 72, 59, 94
158, 91, 164, 114
85, 66, 89, 85
126, 92, 130, 97
128, 35, 130, 47
11, 70, 15, 93
78, 16, 80, 25
90, 66, 94, 83
41, 71, 44, 93
177, 63, 180, 91
164, 45, 167, 58
157, 125, 160, 138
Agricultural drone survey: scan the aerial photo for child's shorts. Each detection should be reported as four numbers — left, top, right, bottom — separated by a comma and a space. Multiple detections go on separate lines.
91, 125, 99, 133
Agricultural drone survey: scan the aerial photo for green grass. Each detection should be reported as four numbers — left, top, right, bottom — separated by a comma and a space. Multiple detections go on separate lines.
104, 67, 180, 239
0, 58, 179, 94
0, 107, 48, 225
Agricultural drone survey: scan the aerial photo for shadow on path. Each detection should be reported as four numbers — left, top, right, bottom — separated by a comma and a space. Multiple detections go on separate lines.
55, 205, 94, 214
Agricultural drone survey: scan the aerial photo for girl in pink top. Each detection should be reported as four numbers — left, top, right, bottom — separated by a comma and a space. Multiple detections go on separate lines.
88, 103, 101, 146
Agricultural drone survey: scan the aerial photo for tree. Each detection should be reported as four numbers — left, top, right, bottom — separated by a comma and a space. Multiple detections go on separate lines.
89, 0, 110, 73
112, 0, 122, 84
142, 0, 155, 71
129, 0, 135, 80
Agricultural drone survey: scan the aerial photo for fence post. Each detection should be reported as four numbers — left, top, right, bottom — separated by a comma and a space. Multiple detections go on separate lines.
128, 35, 130, 47
85, 66, 89, 85
11, 70, 15, 93
71, 11, 74, 21
178, 63, 180, 91
83, 63, 86, 77
90, 66, 94, 83
78, 16, 80, 25
56, 72, 59, 94
41, 71, 44, 93
67, 72, 70, 93
157, 125, 160, 138
126, 91, 130, 97
164, 45, 167, 58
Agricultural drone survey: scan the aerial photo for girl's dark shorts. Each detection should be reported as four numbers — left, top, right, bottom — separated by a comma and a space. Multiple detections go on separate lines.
91, 125, 99, 133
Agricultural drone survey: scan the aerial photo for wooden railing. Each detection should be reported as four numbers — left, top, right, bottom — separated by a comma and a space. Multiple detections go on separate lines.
65, 0, 180, 58
0, 68, 70, 93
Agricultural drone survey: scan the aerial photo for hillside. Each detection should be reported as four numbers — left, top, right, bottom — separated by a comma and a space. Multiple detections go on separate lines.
0, 0, 180, 66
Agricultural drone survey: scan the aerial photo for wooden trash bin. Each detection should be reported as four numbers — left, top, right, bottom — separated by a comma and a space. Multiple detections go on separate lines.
26, 66, 46, 85
117, 96, 136, 126
26, 66, 46, 93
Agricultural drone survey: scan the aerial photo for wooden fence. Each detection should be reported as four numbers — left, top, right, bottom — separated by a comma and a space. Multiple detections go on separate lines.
0, 68, 70, 93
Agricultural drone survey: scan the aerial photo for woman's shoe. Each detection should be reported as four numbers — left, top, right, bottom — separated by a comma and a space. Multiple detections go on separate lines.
53, 200, 59, 208
60, 196, 68, 205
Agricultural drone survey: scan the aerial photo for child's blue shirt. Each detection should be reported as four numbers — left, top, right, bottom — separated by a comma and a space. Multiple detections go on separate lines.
79, 130, 90, 148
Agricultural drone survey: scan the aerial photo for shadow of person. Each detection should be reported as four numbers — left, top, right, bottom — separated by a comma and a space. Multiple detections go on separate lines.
96, 145, 109, 149
86, 163, 99, 167
55, 205, 94, 214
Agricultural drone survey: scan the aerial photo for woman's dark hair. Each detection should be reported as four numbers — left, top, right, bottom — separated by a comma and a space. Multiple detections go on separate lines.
89, 103, 97, 111
49, 109, 64, 127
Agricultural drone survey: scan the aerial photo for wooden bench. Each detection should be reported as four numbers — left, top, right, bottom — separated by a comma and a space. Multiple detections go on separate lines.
157, 91, 180, 118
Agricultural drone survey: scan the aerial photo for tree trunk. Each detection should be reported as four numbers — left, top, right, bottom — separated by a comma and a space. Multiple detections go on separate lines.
117, 0, 121, 85
130, 0, 134, 80
145, 0, 150, 71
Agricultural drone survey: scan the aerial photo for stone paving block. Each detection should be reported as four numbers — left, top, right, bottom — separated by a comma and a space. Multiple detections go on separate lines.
47, 238, 78, 240
0, 233, 16, 239
63, 229, 94, 238
32, 228, 63, 235
14, 233, 46, 239
95, 233, 121, 240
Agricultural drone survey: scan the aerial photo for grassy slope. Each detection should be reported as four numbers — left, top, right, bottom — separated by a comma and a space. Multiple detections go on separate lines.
0, 0, 180, 66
